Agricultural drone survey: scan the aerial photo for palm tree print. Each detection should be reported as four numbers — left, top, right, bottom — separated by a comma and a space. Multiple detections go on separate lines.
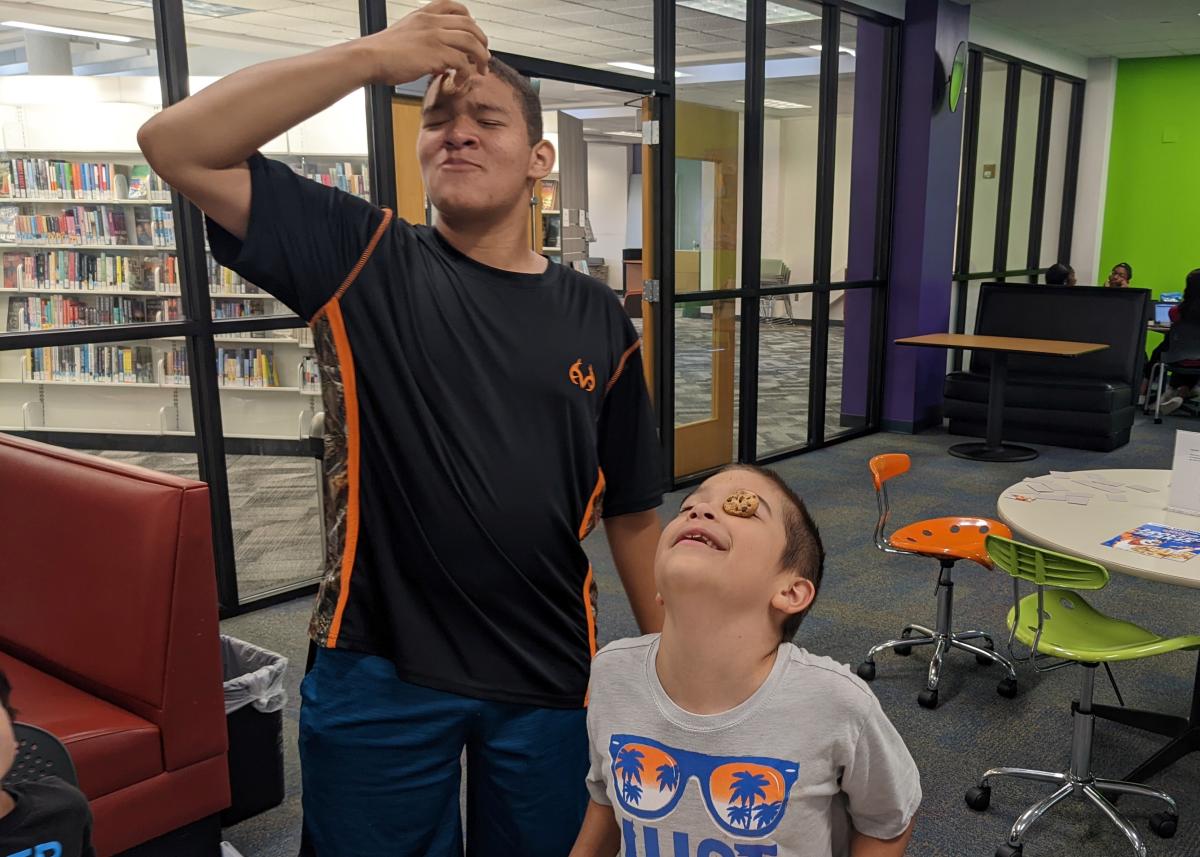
726, 770, 771, 830
615, 747, 646, 806
656, 762, 680, 794
753, 801, 783, 830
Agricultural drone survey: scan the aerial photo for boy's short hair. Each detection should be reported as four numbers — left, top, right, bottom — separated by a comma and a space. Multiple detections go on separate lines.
1045, 263, 1073, 285
0, 667, 14, 721
425, 57, 544, 145
725, 465, 825, 641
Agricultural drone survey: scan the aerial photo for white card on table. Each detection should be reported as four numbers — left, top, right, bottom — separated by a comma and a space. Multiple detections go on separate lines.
1066, 494, 1091, 505
1107, 493, 1128, 502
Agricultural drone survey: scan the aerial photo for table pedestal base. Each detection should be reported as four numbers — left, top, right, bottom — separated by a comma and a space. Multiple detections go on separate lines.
949, 442, 1038, 462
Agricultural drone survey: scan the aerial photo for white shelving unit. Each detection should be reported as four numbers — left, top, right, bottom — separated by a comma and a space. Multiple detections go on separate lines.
0, 76, 364, 442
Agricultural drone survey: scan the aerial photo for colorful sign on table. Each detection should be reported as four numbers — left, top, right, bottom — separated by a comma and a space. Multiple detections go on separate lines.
1103, 523, 1200, 563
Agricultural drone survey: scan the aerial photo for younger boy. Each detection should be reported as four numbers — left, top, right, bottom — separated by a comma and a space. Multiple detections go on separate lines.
0, 669, 96, 857
572, 465, 920, 857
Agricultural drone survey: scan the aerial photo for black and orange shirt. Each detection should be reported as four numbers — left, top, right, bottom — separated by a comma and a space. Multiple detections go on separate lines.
207, 154, 663, 708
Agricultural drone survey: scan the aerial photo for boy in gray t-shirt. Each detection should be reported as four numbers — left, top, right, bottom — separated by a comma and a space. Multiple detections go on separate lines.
570, 465, 921, 857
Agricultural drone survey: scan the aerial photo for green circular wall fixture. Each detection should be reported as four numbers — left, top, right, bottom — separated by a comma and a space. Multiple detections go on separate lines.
948, 41, 967, 112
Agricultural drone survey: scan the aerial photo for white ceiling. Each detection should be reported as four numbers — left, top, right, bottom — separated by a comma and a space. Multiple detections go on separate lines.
968, 0, 1200, 59
2, 0, 1200, 66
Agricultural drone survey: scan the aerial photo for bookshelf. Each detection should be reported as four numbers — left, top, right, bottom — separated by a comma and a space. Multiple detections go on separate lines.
0, 77, 366, 442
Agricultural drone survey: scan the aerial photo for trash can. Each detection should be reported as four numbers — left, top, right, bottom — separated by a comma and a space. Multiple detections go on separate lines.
220, 635, 288, 827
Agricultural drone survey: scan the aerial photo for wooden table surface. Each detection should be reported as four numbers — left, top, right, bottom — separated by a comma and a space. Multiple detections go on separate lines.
895, 332, 1109, 357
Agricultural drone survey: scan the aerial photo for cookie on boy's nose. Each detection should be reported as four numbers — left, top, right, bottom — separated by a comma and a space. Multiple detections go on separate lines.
723, 490, 759, 517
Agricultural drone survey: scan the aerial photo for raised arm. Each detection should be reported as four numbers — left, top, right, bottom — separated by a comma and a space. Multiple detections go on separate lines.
137, 0, 489, 239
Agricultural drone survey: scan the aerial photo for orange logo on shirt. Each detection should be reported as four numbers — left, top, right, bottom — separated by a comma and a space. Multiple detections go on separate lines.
569, 359, 597, 392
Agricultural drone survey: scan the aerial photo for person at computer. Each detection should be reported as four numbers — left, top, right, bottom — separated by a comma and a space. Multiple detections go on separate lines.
1105, 262, 1133, 288
1150, 270, 1200, 415
1045, 263, 1076, 286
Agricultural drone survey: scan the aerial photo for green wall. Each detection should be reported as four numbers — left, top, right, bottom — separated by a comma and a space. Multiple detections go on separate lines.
1101, 56, 1200, 301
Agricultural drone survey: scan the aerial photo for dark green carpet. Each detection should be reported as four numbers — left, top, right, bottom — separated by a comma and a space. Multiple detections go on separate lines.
220, 415, 1200, 856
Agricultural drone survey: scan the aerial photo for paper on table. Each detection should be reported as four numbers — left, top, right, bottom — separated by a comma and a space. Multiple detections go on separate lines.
1067, 494, 1091, 505
1088, 476, 1125, 487
1025, 480, 1054, 492
1107, 493, 1128, 503
1072, 479, 1122, 494
1126, 484, 1159, 493
1167, 430, 1200, 516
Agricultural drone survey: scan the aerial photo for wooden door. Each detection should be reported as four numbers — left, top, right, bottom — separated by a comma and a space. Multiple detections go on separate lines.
669, 101, 740, 478
391, 96, 426, 225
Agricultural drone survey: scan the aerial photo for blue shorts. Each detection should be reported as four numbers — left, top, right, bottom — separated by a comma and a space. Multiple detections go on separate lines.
298, 648, 590, 857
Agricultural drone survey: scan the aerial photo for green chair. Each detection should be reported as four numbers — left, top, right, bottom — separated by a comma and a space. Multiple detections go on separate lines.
965, 535, 1200, 856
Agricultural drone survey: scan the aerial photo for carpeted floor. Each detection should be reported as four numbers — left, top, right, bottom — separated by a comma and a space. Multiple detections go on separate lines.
218, 413, 1200, 857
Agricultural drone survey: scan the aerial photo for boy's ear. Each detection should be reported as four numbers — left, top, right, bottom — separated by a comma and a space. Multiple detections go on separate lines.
771, 575, 815, 618
529, 139, 556, 181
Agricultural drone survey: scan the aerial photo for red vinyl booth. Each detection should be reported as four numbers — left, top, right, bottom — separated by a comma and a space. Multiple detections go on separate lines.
0, 434, 230, 856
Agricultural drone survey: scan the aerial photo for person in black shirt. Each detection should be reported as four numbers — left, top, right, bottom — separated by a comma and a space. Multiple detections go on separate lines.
0, 670, 96, 857
138, 2, 665, 854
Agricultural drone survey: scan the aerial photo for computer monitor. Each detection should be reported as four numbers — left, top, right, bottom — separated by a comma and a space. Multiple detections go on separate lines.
1155, 302, 1174, 325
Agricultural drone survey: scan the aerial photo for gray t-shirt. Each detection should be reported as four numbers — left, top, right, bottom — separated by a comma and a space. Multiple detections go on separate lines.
586, 635, 921, 857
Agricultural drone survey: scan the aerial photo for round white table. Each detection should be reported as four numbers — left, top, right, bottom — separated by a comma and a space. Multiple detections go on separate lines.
997, 468, 1200, 785
997, 469, 1200, 588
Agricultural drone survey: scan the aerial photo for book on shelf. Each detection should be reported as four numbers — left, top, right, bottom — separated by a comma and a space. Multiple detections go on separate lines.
216, 346, 280, 388
5, 294, 182, 330
132, 206, 174, 246
295, 160, 370, 199
211, 297, 282, 319
0, 205, 150, 246
26, 343, 155, 384
0, 158, 169, 202
207, 256, 266, 296
0, 205, 16, 242
2, 250, 177, 293
301, 355, 320, 390
539, 179, 559, 212
165, 345, 188, 386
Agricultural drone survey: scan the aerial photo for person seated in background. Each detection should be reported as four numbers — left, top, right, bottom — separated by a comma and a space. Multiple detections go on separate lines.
1106, 262, 1133, 288
0, 669, 96, 857
570, 465, 920, 857
1153, 269, 1200, 416
1045, 262, 1076, 286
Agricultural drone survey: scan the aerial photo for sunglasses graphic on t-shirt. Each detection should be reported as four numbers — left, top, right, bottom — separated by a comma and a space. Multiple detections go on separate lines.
609, 734, 800, 838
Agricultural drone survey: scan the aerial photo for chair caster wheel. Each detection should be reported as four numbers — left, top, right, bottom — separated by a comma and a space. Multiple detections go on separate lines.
997, 678, 1018, 698
918, 688, 939, 709
995, 844, 1023, 857
965, 785, 991, 811
856, 661, 876, 682
1149, 811, 1177, 839
895, 631, 913, 656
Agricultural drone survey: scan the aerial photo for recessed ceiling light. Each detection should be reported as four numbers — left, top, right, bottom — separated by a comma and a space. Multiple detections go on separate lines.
608, 61, 689, 78
1, 20, 135, 42
807, 44, 856, 57
735, 98, 812, 109
678, 0, 820, 25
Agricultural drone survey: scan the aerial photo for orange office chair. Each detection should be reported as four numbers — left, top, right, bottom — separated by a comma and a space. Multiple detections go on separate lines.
856, 453, 1018, 709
